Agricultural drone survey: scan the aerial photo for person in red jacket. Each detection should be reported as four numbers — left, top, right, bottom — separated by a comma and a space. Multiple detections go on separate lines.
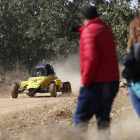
73, 4, 120, 132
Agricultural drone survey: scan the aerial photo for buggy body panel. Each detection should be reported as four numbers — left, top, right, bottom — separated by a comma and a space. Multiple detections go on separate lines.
20, 63, 62, 93
21, 81, 28, 87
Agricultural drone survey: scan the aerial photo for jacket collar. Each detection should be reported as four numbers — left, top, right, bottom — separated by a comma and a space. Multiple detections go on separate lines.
78, 17, 102, 33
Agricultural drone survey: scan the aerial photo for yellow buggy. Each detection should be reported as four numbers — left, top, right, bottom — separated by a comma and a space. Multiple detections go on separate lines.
11, 64, 72, 98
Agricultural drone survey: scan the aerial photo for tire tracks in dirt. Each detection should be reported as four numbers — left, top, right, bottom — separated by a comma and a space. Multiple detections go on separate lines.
0, 92, 76, 139
0, 93, 62, 115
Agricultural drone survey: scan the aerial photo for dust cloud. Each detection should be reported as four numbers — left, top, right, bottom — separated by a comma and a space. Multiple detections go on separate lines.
53, 54, 81, 94
20, 114, 140, 140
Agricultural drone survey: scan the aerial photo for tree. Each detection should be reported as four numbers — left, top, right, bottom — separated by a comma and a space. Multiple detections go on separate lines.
99, 0, 139, 61
0, 0, 84, 70
0, 0, 139, 70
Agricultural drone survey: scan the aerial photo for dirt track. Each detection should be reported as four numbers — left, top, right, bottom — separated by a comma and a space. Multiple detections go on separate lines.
0, 93, 63, 115
0, 92, 76, 139
0, 85, 138, 140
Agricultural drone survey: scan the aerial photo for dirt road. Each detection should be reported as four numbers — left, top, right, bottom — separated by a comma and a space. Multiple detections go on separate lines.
0, 92, 76, 140
0, 93, 63, 115
0, 85, 137, 140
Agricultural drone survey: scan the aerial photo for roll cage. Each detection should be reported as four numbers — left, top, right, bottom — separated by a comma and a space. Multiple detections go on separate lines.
31, 64, 55, 77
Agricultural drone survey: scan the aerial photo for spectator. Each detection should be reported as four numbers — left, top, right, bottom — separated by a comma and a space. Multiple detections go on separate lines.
122, 17, 140, 117
73, 4, 120, 132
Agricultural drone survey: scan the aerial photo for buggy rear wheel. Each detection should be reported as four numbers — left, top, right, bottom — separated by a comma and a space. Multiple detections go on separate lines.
50, 83, 57, 97
11, 83, 19, 98
62, 82, 72, 94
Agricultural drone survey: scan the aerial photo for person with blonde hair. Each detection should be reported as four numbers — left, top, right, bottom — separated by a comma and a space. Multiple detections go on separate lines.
122, 17, 140, 117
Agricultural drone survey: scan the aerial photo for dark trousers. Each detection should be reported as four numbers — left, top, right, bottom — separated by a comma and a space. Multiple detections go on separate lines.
73, 81, 119, 130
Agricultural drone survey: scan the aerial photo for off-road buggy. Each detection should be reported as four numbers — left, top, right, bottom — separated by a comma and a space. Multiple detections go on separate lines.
11, 64, 72, 98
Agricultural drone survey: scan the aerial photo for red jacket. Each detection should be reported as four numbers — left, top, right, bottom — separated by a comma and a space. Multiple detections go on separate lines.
79, 18, 119, 86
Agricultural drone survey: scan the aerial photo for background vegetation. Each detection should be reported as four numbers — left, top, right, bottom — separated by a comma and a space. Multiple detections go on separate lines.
0, 0, 139, 72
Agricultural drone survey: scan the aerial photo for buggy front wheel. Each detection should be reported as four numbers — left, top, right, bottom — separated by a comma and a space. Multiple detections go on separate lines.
26, 88, 36, 97
26, 92, 36, 97
11, 83, 19, 98
50, 83, 57, 97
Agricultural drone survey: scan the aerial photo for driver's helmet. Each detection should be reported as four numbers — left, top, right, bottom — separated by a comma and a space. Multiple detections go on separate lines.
36, 71, 40, 76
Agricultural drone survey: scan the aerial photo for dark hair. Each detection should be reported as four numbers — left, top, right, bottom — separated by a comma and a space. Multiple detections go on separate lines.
80, 4, 98, 20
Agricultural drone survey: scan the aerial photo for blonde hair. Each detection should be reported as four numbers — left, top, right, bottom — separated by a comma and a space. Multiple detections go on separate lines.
127, 17, 140, 52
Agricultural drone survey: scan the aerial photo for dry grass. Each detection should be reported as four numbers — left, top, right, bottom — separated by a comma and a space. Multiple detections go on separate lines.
0, 65, 29, 98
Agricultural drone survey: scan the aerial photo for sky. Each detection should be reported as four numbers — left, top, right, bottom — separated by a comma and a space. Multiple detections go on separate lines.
69, 0, 138, 5
106, 0, 138, 5
131, 0, 138, 6
69, 0, 138, 7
